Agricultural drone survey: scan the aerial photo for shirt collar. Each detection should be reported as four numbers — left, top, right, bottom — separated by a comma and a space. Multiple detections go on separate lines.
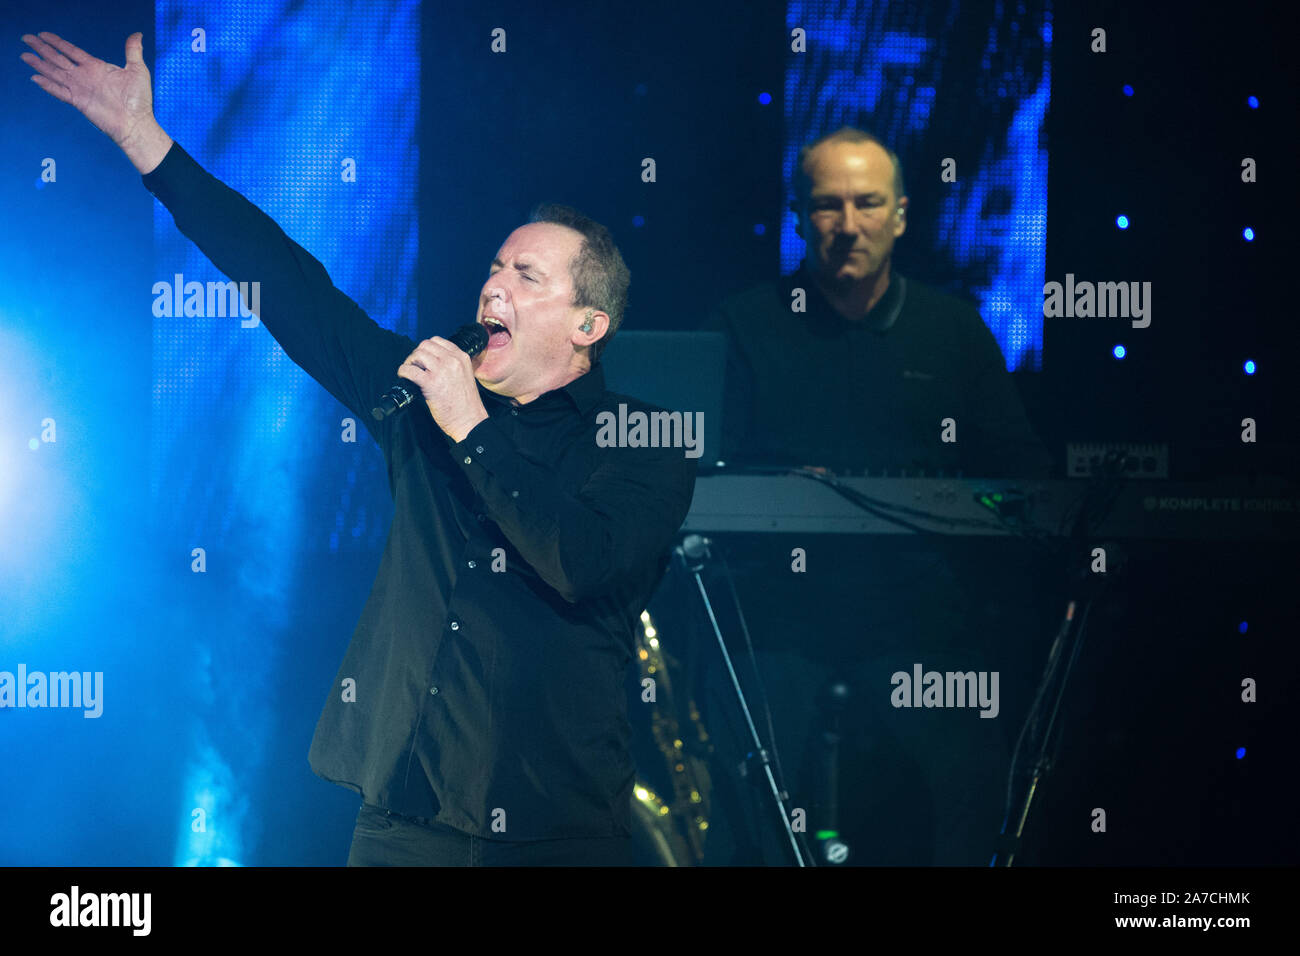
476, 362, 607, 416
796, 260, 907, 331
562, 361, 607, 415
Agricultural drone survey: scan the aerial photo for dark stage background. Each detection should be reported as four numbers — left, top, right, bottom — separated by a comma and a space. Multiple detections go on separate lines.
1, 0, 1295, 866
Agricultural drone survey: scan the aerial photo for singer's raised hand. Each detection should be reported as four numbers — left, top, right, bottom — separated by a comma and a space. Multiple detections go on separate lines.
21, 31, 172, 174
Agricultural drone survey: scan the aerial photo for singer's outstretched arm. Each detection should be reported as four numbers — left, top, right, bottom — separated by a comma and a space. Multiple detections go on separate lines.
22, 31, 415, 434
23, 30, 699, 610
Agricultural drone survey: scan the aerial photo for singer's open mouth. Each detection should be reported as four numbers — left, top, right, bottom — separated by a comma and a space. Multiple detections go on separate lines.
482, 315, 512, 349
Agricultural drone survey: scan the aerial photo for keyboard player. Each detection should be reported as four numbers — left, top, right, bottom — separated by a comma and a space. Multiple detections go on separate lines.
695, 126, 1052, 865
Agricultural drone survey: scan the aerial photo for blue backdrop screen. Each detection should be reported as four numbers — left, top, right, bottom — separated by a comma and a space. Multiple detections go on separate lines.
150, 0, 419, 865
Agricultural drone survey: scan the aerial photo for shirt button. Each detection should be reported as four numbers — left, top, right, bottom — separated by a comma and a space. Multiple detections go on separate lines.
467, 560, 476, 569
429, 686, 439, 696
476, 513, 486, 522
511, 490, 519, 498
450, 620, 460, 631
463, 456, 472, 464
475, 445, 485, 454
510, 409, 518, 416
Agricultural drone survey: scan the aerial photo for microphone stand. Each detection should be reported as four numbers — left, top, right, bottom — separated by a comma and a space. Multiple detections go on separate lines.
992, 454, 1127, 866
673, 533, 813, 867
991, 596, 1091, 866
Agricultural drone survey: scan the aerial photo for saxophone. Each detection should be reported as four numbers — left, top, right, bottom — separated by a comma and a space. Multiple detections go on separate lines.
631, 609, 713, 865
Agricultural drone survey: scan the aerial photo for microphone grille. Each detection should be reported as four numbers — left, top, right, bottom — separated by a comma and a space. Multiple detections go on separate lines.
450, 323, 489, 357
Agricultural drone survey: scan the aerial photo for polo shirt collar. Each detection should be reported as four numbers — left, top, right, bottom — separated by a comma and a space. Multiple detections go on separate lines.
797, 260, 907, 331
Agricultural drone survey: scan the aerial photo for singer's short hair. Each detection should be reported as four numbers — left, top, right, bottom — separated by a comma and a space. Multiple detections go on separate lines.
528, 202, 629, 363
792, 126, 906, 208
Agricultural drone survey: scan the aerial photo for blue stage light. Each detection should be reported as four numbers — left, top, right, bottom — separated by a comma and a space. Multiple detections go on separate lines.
1243, 227, 1254, 241
1238, 621, 1248, 633
1244, 360, 1256, 375
1113, 344, 1126, 359
1236, 747, 1246, 760
1116, 214, 1129, 229
632, 214, 645, 228
753, 223, 766, 236
1247, 95, 1259, 108
1122, 84, 1134, 97
758, 92, 772, 105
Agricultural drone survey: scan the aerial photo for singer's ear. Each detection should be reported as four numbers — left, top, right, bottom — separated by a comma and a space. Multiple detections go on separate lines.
573, 308, 609, 350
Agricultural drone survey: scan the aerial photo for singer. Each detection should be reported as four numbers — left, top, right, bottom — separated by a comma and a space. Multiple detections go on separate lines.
23, 31, 696, 865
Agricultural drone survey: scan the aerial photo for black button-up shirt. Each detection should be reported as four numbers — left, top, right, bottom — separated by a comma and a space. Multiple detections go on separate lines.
143, 141, 697, 840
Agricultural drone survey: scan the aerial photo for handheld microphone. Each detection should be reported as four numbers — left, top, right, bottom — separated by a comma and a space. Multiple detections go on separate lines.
371, 323, 489, 421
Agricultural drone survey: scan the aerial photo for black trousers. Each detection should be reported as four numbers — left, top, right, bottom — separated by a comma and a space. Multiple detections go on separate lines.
345, 804, 636, 866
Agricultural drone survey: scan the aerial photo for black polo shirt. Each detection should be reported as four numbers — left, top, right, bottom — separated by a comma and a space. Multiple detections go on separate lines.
703, 262, 1051, 477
